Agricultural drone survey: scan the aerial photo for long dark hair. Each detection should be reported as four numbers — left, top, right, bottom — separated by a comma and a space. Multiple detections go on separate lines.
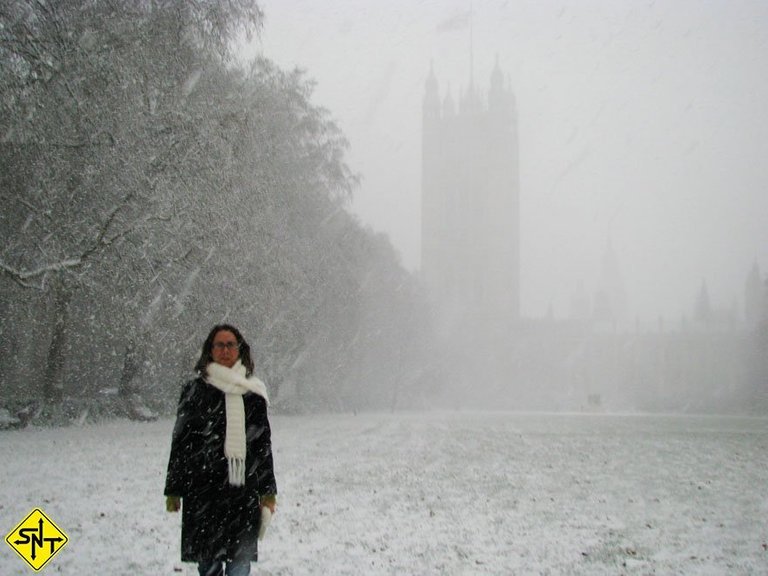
194, 324, 254, 377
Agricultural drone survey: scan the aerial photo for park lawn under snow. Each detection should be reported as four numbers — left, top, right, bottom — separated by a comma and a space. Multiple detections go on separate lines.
1, 411, 767, 575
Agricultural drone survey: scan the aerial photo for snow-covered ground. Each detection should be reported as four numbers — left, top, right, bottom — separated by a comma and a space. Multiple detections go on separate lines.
1, 411, 767, 575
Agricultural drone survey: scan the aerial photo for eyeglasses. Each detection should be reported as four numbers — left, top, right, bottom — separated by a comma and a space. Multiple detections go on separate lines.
213, 342, 239, 351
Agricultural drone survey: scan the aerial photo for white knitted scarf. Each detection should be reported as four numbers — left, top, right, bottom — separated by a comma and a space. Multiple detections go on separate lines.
205, 360, 270, 486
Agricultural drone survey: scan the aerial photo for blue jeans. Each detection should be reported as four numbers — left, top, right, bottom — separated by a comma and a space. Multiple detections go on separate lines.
197, 559, 250, 576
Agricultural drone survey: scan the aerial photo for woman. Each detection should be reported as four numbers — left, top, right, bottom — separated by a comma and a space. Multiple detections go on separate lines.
165, 324, 277, 576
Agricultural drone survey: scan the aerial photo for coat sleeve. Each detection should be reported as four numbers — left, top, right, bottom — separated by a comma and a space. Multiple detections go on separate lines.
251, 399, 277, 497
164, 380, 196, 497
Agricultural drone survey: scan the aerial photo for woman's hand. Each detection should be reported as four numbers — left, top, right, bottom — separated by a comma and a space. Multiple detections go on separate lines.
166, 495, 181, 512
260, 494, 277, 514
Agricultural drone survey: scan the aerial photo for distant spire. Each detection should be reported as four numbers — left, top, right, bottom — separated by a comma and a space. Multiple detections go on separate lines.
423, 61, 440, 122
488, 53, 507, 114
426, 60, 438, 91
443, 82, 455, 117
491, 53, 502, 88
695, 279, 712, 326
462, 5, 481, 115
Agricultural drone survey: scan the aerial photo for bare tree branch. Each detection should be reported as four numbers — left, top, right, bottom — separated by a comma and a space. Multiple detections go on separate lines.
0, 257, 82, 289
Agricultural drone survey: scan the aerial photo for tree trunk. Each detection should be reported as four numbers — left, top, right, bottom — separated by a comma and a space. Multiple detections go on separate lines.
0, 288, 9, 393
118, 338, 140, 398
42, 278, 70, 404
118, 335, 157, 421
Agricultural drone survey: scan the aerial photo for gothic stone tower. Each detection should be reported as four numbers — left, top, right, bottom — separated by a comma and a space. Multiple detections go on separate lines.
421, 59, 520, 337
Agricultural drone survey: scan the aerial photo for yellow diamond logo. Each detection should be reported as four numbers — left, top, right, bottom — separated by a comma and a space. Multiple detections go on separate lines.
5, 508, 69, 572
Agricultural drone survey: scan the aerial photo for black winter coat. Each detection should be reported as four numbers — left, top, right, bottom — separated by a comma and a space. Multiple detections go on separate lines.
165, 376, 277, 562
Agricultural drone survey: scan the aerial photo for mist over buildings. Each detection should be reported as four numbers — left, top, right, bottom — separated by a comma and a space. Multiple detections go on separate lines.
253, 0, 768, 412
1, 1, 766, 422
255, 0, 768, 325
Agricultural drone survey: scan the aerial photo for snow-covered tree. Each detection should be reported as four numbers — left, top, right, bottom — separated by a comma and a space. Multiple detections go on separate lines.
0, 0, 263, 415
0, 1, 429, 422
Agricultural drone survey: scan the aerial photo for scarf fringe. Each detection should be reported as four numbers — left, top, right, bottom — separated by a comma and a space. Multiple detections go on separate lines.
228, 457, 246, 487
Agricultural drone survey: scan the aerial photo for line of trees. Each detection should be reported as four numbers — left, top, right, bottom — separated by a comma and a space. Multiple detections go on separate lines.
0, 0, 430, 425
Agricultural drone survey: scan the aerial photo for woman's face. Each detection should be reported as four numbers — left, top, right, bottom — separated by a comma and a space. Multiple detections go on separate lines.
211, 330, 240, 368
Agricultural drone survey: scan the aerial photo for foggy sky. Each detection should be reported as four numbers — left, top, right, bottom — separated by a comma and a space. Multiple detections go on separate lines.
246, 0, 768, 324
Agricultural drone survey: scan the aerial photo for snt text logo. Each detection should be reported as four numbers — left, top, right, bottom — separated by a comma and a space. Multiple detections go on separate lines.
5, 508, 69, 572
